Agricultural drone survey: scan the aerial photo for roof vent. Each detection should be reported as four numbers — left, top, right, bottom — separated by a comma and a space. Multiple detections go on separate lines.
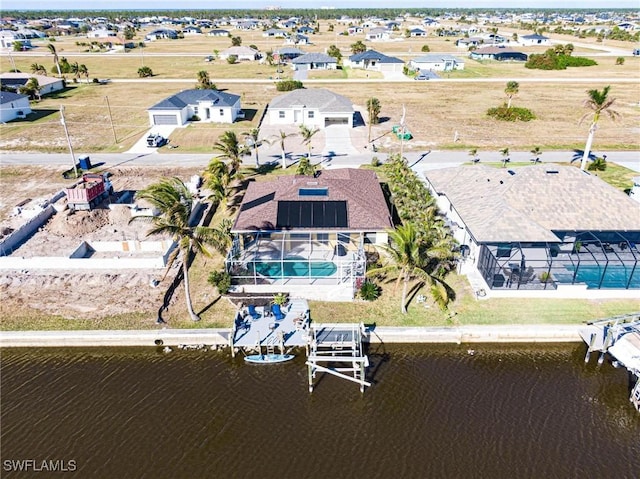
507, 170, 516, 176
545, 170, 559, 174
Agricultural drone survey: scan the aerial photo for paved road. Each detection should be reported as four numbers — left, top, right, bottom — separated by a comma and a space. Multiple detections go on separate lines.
2, 150, 638, 172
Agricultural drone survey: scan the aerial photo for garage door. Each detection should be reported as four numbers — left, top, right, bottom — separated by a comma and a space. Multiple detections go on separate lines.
153, 114, 178, 125
324, 117, 348, 127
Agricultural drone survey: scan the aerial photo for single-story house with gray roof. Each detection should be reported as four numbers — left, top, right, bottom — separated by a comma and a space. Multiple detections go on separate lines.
409, 54, 465, 72
147, 89, 242, 126
266, 88, 353, 128
0, 73, 64, 96
424, 164, 640, 294
345, 50, 404, 73
0, 91, 31, 123
291, 52, 337, 71
520, 33, 550, 46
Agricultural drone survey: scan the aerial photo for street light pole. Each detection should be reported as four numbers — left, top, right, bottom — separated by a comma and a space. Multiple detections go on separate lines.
60, 105, 78, 178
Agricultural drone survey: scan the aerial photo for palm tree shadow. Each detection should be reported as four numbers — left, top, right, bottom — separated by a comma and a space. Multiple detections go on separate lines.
571, 149, 597, 164
157, 266, 184, 323
198, 295, 222, 316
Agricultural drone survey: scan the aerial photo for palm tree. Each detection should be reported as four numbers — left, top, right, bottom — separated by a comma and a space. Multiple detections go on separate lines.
579, 85, 620, 171
296, 156, 317, 176
268, 130, 296, 169
350, 40, 366, 54
195, 70, 214, 89
468, 148, 480, 163
70, 62, 80, 82
505, 81, 519, 109
299, 124, 319, 160
133, 178, 218, 322
500, 147, 510, 167
242, 127, 261, 167
366, 97, 381, 142
212, 130, 246, 176
47, 43, 61, 77
530, 146, 542, 163
78, 64, 89, 83
203, 158, 232, 206
367, 223, 431, 314
30, 63, 47, 76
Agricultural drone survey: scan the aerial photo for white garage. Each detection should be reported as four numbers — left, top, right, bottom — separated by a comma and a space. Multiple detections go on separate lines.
152, 114, 179, 125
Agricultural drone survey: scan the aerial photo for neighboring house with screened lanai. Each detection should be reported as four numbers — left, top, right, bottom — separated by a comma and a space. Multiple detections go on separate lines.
226, 168, 393, 301
424, 164, 640, 298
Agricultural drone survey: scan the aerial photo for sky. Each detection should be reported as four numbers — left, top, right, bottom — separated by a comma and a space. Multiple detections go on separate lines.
2, 0, 639, 10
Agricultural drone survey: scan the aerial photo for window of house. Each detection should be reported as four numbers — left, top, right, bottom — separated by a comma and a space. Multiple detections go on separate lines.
219, 109, 224, 116
316, 233, 329, 244
193, 106, 198, 114
308, 111, 314, 119
279, 111, 285, 118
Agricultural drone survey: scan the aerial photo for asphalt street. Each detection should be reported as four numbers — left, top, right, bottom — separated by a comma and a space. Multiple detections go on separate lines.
1, 149, 639, 172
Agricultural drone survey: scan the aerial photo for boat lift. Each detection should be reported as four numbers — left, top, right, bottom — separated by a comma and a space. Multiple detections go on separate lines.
580, 312, 640, 412
306, 323, 371, 393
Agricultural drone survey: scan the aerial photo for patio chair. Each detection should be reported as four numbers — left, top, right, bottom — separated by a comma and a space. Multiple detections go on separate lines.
247, 304, 261, 320
271, 303, 285, 321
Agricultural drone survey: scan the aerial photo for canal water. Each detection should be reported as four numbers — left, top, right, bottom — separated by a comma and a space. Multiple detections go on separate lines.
1, 343, 638, 478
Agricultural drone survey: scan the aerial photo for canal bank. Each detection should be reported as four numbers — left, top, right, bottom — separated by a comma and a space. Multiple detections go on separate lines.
0, 324, 582, 348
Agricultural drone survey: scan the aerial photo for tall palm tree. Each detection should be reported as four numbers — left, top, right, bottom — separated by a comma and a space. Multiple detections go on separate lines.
504, 81, 519, 109
203, 158, 232, 206
579, 85, 620, 171
212, 130, 246, 176
78, 64, 89, 83
47, 43, 61, 77
298, 124, 319, 160
367, 223, 431, 314
366, 97, 381, 142
195, 70, 213, 89
70, 62, 80, 82
268, 130, 296, 169
133, 178, 218, 322
242, 127, 261, 167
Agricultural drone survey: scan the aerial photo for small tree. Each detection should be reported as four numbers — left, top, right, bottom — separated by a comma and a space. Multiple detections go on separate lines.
276, 79, 303, 91
242, 127, 261, 167
299, 124, 319, 160
137, 66, 153, 77
530, 146, 542, 163
327, 44, 342, 64
296, 156, 317, 176
350, 40, 366, 54
227, 55, 238, 64
267, 130, 297, 169
231, 36, 242, 46
615, 57, 625, 65
505, 81, 519, 109
421, 44, 430, 52
469, 148, 480, 163
196, 70, 215, 89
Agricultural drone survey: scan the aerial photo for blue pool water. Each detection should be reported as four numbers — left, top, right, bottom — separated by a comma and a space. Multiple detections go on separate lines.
253, 256, 337, 278
556, 264, 639, 289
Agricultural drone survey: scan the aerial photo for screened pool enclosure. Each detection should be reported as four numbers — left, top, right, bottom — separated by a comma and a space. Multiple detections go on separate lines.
225, 231, 367, 287
477, 231, 640, 291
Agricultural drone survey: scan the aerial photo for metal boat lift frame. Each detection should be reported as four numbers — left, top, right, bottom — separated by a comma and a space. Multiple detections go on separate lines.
306, 322, 371, 393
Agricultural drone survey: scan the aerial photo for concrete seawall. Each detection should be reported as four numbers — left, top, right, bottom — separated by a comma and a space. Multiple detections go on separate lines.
0, 325, 582, 348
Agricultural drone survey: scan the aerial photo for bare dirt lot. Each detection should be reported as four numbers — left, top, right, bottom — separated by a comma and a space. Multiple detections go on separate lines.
0, 165, 210, 325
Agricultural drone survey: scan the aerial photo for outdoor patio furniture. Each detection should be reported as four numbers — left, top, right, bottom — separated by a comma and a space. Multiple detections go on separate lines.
248, 304, 261, 320
271, 303, 285, 321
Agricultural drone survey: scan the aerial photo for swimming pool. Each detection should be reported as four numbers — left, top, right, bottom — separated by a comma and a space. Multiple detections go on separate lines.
555, 264, 640, 289
252, 256, 337, 278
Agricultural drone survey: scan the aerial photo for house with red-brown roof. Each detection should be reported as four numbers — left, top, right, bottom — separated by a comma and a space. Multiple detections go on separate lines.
225, 168, 392, 300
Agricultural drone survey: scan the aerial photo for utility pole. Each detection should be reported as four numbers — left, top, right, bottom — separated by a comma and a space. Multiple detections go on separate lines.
104, 96, 117, 143
60, 105, 78, 178
399, 104, 406, 160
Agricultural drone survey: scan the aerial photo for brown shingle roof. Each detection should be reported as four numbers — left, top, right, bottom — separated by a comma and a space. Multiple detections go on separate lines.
232, 168, 392, 232
425, 164, 640, 243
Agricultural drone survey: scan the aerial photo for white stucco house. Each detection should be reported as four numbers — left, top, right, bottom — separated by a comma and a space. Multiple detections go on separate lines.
147, 89, 242, 126
290, 52, 337, 71
345, 50, 404, 73
520, 33, 551, 46
218, 46, 260, 61
409, 54, 465, 72
0, 91, 31, 122
0, 73, 65, 96
266, 88, 353, 128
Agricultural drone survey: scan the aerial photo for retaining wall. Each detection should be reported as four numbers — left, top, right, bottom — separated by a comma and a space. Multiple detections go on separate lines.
0, 205, 55, 256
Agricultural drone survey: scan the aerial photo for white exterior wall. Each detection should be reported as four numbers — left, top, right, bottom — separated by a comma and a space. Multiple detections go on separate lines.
268, 107, 323, 127
0, 95, 31, 122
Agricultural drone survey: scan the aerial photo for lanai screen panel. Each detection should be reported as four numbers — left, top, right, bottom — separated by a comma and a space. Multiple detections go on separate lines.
276, 201, 348, 228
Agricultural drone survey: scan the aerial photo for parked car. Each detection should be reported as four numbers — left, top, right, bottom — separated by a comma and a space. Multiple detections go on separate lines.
633, 49, 640, 56
146, 133, 167, 147
414, 73, 430, 81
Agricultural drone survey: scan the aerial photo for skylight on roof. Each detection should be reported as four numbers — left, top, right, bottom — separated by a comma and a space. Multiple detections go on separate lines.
299, 187, 328, 196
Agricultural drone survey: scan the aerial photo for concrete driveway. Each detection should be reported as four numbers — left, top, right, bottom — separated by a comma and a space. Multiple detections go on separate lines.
322, 124, 360, 159
126, 125, 178, 154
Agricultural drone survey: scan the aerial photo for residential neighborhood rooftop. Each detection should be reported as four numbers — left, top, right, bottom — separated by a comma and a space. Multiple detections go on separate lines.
148, 89, 240, 110
268, 88, 353, 113
425, 165, 640, 243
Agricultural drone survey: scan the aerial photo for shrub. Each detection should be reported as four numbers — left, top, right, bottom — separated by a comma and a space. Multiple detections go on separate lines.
526, 50, 597, 70
588, 157, 607, 171
137, 66, 153, 77
371, 156, 381, 167
421, 44, 430, 52
487, 105, 536, 122
616, 57, 625, 65
190, 115, 200, 121
226, 55, 238, 64
539, 271, 552, 283
358, 280, 380, 301
208, 270, 231, 294
276, 79, 304, 91
273, 292, 288, 305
